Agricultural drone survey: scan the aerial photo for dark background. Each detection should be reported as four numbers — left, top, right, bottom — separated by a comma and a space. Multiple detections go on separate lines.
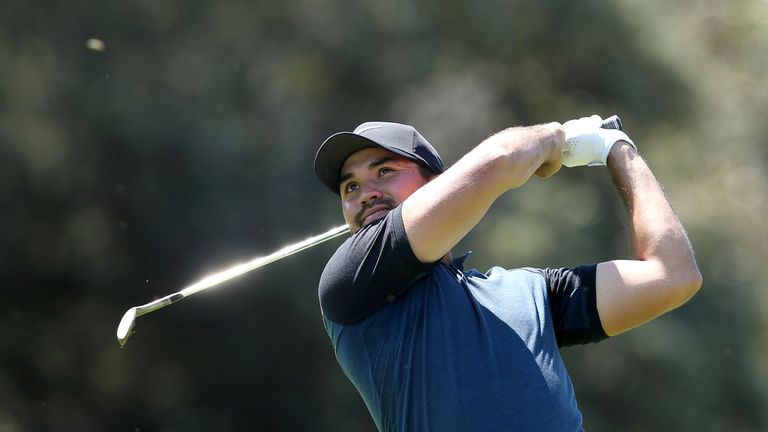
2, 0, 767, 430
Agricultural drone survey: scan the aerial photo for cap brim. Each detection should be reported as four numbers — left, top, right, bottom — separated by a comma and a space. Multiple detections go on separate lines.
314, 132, 378, 194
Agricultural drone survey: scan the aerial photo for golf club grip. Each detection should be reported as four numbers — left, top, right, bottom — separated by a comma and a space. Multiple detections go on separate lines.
601, 115, 623, 131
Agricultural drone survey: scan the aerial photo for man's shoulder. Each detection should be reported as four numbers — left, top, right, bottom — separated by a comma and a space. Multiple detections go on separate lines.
319, 206, 436, 325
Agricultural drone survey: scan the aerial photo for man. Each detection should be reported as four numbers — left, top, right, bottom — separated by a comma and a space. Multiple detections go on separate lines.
313, 116, 702, 431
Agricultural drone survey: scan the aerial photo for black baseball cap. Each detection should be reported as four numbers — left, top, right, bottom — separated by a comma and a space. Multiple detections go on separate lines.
314, 121, 444, 195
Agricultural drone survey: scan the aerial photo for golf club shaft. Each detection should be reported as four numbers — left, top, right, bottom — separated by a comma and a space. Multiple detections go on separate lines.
133, 224, 350, 317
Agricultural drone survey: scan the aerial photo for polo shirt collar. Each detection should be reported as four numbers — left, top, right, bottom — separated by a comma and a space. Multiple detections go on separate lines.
452, 251, 472, 270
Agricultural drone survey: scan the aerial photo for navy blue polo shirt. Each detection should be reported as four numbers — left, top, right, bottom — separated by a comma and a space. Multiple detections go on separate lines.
319, 206, 607, 431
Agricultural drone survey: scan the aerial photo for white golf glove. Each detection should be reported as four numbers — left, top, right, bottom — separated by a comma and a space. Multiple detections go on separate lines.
562, 115, 636, 167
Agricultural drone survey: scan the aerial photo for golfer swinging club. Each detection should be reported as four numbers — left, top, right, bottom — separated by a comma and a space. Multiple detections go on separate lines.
313, 115, 702, 431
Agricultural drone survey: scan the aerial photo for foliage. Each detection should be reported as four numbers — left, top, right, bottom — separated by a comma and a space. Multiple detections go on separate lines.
1, 0, 766, 430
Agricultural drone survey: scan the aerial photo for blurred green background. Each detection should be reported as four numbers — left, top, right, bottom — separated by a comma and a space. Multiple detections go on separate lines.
2, 0, 767, 430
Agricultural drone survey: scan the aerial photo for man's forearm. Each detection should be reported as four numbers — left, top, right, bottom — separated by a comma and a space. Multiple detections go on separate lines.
402, 124, 564, 263
607, 142, 701, 292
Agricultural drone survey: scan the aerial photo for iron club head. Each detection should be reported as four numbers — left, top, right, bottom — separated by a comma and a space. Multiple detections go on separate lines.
117, 307, 138, 348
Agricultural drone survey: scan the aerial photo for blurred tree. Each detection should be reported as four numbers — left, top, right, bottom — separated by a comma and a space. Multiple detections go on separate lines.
1, 0, 766, 430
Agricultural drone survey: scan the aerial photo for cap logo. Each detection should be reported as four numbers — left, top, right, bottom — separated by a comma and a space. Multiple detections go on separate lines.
354, 125, 383, 135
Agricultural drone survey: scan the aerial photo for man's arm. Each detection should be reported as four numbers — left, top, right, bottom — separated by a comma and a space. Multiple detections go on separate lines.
595, 142, 703, 336
402, 123, 564, 263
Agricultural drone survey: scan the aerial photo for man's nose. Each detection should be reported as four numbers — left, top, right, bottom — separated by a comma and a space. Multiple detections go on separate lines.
359, 181, 383, 205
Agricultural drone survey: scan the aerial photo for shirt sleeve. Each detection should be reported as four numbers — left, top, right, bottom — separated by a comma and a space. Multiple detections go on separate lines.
318, 205, 437, 324
539, 265, 608, 347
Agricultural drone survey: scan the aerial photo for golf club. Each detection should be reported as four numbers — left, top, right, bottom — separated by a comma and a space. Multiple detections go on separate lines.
117, 224, 349, 347
116, 115, 623, 348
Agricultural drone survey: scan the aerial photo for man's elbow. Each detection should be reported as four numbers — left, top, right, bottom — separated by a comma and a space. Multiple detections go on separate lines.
671, 260, 703, 307
680, 268, 702, 305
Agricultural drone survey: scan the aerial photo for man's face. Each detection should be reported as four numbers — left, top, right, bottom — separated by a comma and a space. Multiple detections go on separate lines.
339, 147, 430, 233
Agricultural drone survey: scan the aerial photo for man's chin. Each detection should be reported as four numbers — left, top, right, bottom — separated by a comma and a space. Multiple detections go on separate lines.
360, 209, 390, 228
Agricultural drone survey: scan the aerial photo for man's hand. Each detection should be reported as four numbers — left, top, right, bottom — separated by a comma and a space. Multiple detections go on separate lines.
562, 115, 636, 167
